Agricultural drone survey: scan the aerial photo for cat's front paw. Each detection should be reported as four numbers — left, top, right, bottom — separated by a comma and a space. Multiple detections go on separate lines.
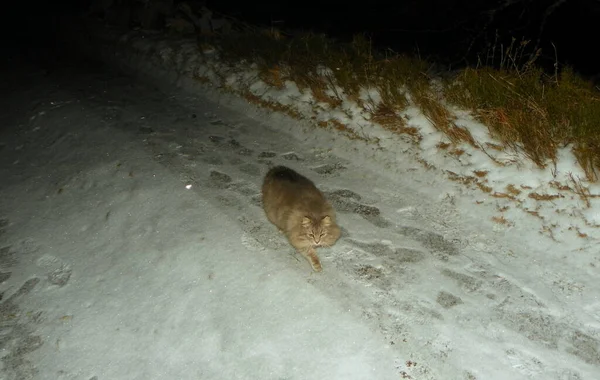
299, 248, 322, 272
311, 260, 322, 272
308, 253, 322, 272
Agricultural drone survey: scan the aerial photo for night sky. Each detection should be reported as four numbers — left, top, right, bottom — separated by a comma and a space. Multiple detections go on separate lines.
7, 0, 600, 78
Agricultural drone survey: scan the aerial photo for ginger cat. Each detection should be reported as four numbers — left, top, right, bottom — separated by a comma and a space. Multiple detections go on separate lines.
262, 165, 341, 272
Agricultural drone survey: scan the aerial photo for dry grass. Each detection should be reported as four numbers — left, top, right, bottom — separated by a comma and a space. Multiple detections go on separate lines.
188, 16, 600, 183
506, 184, 522, 195
445, 47, 600, 181
417, 157, 436, 170
323, 119, 365, 140
491, 192, 515, 199
212, 29, 427, 123
528, 192, 563, 201
477, 182, 493, 193
310, 83, 343, 108
492, 215, 511, 225
526, 210, 542, 219
446, 171, 492, 192
449, 148, 466, 157
550, 181, 572, 191
371, 103, 421, 140
258, 65, 286, 89
568, 173, 593, 208
242, 91, 303, 120
568, 226, 589, 238
411, 83, 478, 148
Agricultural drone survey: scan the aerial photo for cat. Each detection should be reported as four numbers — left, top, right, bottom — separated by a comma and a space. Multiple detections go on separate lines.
262, 165, 341, 272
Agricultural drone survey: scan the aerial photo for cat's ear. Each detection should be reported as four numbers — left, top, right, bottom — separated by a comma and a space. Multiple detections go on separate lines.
321, 215, 332, 225
302, 217, 312, 227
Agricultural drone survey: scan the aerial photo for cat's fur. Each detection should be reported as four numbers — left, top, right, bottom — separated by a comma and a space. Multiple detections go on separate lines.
262, 165, 341, 272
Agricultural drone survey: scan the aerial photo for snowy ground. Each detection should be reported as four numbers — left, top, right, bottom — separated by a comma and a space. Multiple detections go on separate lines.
0, 23, 599, 380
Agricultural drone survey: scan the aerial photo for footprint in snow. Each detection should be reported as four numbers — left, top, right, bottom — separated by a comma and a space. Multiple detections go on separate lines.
36, 254, 72, 287
325, 190, 391, 228
312, 163, 347, 176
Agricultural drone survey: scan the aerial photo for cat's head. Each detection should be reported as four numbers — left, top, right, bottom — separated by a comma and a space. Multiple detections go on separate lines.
300, 215, 341, 248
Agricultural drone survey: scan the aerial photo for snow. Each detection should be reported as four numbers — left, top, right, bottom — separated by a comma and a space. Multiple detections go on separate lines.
0, 18, 598, 380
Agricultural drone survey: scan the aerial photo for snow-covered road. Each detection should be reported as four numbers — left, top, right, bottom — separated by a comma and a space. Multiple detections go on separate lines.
0, 46, 598, 380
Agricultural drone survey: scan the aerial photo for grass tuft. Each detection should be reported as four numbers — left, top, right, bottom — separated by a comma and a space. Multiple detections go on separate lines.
446, 52, 600, 180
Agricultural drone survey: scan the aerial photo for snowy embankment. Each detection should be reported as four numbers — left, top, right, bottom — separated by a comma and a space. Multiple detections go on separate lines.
0, 16, 598, 380
80, 19, 600, 245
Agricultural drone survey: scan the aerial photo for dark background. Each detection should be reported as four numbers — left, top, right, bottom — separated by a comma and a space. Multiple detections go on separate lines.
6, 0, 600, 79
206, 0, 600, 78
